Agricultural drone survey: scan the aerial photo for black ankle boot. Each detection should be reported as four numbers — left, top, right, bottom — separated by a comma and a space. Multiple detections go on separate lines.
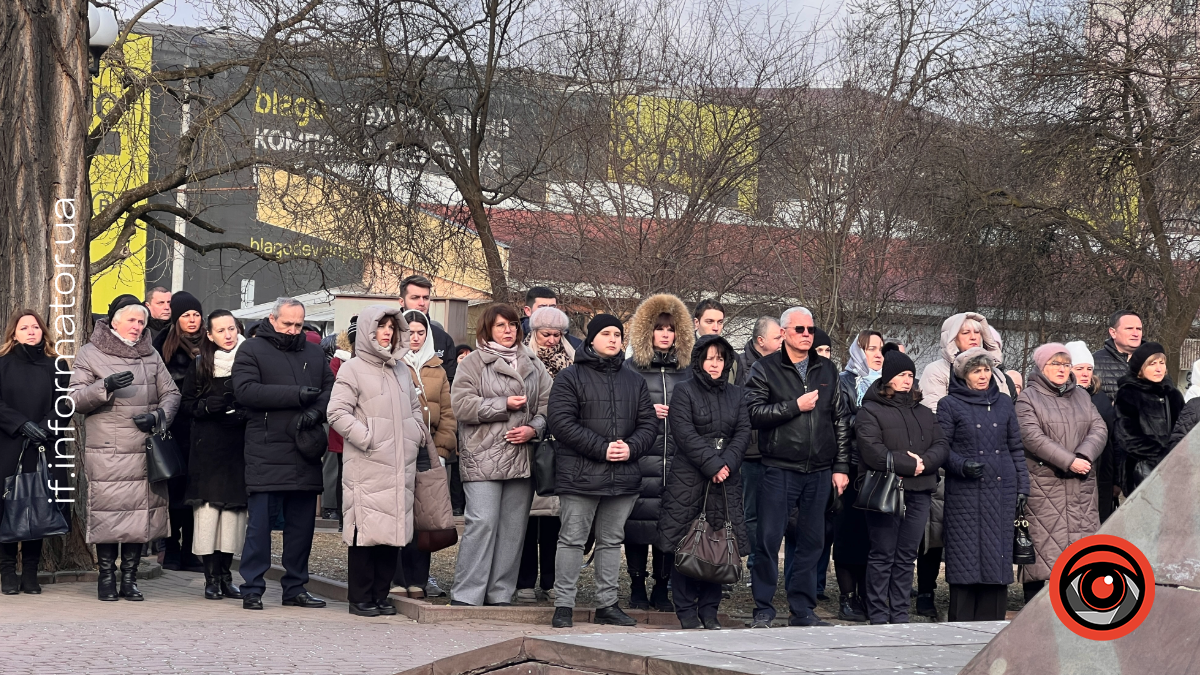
218, 552, 242, 599
628, 575, 650, 610
118, 544, 144, 601
650, 579, 674, 613
202, 555, 222, 600
838, 593, 867, 622
96, 543, 119, 601
0, 545, 18, 595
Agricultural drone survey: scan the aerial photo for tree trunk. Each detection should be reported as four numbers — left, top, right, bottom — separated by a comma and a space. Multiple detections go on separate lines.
464, 195, 511, 302
0, 0, 95, 571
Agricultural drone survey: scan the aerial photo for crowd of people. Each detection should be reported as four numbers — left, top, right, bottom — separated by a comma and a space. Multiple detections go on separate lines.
0, 280, 1196, 631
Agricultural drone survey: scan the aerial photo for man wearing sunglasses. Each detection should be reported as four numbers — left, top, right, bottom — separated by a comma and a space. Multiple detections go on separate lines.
744, 306, 851, 628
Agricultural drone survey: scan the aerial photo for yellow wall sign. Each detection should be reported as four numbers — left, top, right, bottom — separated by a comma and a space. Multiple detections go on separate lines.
610, 94, 758, 212
89, 33, 152, 314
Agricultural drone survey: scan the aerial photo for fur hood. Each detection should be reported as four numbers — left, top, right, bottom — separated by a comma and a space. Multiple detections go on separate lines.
628, 293, 693, 369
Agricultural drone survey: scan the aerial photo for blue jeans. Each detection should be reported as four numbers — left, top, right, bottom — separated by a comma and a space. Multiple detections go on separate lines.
751, 466, 831, 621
240, 491, 317, 600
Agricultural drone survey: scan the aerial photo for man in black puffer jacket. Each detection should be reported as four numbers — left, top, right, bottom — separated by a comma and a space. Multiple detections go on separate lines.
233, 298, 334, 611
745, 306, 850, 628
1093, 310, 1143, 401
547, 314, 657, 629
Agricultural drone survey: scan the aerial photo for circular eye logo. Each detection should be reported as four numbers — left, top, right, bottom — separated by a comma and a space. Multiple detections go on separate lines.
1050, 534, 1154, 640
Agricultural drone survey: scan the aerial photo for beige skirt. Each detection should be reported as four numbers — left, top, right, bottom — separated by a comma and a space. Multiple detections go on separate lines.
191, 503, 248, 555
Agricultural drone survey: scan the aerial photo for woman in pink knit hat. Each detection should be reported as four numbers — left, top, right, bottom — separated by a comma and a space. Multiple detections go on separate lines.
1013, 343, 1108, 603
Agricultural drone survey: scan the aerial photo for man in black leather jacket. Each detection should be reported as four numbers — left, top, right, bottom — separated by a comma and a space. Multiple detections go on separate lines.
744, 306, 850, 628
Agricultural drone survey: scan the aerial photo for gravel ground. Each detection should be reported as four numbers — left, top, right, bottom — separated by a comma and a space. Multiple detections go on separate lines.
275, 532, 1028, 625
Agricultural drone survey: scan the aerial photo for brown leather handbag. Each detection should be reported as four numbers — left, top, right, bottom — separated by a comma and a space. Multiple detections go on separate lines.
412, 442, 458, 552
674, 482, 742, 584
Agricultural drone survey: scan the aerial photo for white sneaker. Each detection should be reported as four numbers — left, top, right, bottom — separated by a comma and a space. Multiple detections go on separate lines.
516, 588, 538, 603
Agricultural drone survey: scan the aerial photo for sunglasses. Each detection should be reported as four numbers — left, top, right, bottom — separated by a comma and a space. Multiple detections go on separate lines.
790, 326, 816, 334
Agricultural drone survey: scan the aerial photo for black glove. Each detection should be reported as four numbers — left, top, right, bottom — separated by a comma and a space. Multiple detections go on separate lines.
104, 371, 135, 393
296, 408, 323, 430
1015, 493, 1028, 517
19, 421, 50, 442
133, 413, 157, 432
962, 460, 985, 479
204, 395, 228, 414
299, 386, 321, 405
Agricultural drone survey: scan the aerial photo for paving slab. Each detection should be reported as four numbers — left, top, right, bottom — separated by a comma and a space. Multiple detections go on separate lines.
732, 646, 906, 671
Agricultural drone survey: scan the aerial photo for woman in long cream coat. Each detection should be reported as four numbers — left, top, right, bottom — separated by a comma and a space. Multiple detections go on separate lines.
327, 305, 431, 617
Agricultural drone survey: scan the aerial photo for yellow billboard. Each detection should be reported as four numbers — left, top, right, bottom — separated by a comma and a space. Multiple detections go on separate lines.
89, 33, 152, 313
610, 94, 758, 211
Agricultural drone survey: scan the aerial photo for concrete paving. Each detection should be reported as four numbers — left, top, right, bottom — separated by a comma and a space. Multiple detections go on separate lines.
0, 570, 663, 675
398, 621, 1004, 674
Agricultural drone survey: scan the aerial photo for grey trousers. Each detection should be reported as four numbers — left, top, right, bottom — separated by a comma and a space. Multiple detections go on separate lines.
451, 478, 533, 606
553, 493, 638, 609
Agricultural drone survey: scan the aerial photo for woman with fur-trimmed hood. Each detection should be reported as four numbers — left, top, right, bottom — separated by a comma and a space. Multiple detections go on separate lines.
622, 293, 694, 612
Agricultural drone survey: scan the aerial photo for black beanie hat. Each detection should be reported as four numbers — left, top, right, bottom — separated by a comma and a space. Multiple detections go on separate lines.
880, 349, 916, 387
107, 294, 143, 323
586, 314, 624, 347
812, 327, 831, 352
347, 315, 358, 344
1130, 341, 1166, 378
169, 291, 203, 325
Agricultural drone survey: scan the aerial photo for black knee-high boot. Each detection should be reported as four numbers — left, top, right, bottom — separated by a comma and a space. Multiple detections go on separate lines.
20, 539, 43, 594
118, 544, 144, 601
218, 552, 242, 599
95, 543, 119, 601
202, 554, 222, 599
0, 544, 18, 595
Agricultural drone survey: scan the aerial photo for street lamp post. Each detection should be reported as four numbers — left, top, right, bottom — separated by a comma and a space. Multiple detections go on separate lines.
87, 3, 118, 76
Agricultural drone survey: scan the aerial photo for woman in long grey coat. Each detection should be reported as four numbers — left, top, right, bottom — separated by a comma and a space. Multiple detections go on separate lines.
327, 305, 431, 617
450, 303, 552, 606
1015, 343, 1107, 602
70, 295, 180, 602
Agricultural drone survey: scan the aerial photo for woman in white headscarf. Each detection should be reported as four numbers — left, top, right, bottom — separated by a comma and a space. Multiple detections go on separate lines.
393, 310, 457, 598
830, 330, 885, 622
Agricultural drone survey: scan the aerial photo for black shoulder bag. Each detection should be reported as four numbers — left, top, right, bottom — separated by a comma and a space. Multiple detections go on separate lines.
0, 440, 69, 543
854, 451, 906, 518
146, 409, 186, 483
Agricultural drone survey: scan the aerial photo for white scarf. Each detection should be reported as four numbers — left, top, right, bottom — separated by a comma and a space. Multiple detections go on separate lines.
110, 327, 138, 348
214, 335, 245, 378
402, 328, 436, 374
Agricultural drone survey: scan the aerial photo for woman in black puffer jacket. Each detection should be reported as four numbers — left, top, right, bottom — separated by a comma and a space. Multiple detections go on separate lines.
546, 315, 657, 628
152, 290, 205, 572
656, 336, 750, 629
856, 349, 948, 625
623, 293, 693, 611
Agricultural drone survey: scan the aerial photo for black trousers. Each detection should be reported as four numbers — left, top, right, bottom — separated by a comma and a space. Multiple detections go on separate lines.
916, 544, 943, 595
671, 567, 722, 622
393, 543, 431, 589
517, 516, 560, 590
347, 545, 399, 604
448, 461, 465, 514
240, 491, 317, 599
948, 583, 1008, 621
625, 542, 672, 580
865, 491, 931, 624
1023, 580, 1045, 603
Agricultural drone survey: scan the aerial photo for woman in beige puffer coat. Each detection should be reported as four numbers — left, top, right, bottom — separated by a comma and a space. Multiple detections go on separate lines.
70, 297, 180, 602
327, 305, 431, 617
450, 303, 552, 606
1015, 343, 1107, 602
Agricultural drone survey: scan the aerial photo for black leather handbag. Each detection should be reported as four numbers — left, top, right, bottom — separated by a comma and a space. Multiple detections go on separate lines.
1013, 504, 1036, 565
674, 482, 742, 584
145, 411, 186, 483
0, 441, 69, 543
854, 451, 905, 518
532, 434, 556, 496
